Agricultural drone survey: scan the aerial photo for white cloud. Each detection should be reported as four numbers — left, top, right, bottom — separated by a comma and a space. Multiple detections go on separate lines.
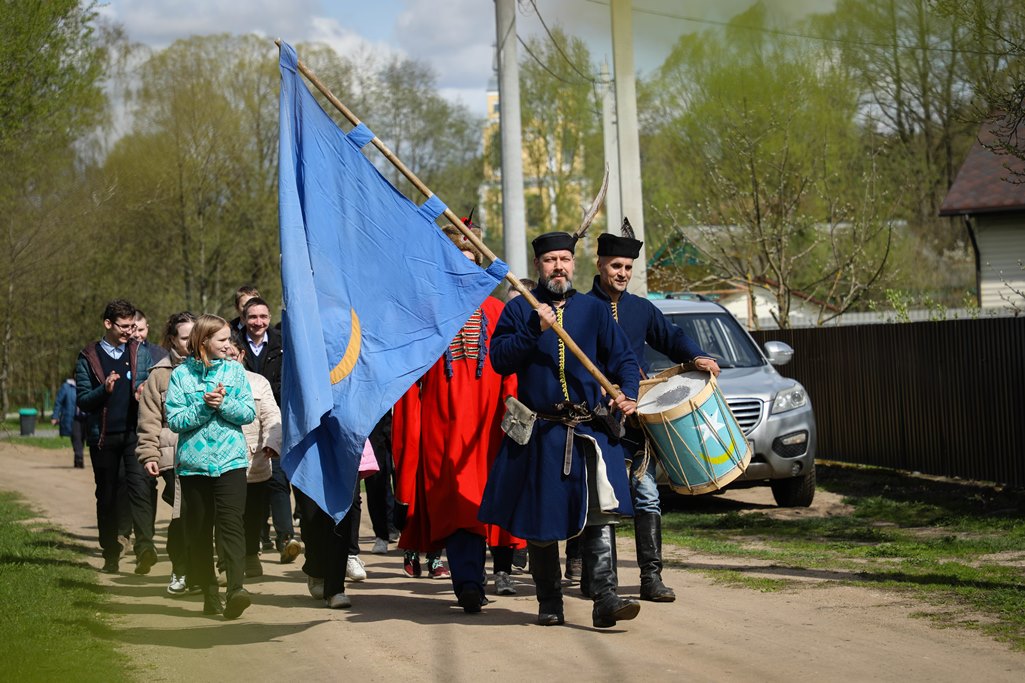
105, 0, 318, 48
309, 16, 400, 63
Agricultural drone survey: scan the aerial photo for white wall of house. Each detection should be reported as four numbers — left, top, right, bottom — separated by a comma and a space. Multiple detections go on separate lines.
975, 213, 1025, 310
717, 286, 821, 329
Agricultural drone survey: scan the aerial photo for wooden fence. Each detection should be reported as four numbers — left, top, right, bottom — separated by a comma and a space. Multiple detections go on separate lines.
751, 317, 1025, 488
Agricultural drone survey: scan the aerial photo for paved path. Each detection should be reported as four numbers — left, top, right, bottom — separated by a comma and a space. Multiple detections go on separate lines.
2, 441, 1023, 682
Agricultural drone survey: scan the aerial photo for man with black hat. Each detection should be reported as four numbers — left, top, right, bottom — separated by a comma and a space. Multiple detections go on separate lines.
479, 230, 643, 629
588, 221, 721, 602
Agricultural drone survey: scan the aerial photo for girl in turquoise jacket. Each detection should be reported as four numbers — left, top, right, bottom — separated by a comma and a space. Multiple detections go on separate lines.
166, 314, 256, 619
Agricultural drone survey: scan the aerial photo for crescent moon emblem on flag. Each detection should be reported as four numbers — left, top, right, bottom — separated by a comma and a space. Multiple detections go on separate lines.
329, 309, 361, 384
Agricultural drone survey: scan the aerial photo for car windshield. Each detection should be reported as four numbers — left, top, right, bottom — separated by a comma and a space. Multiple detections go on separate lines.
645, 312, 765, 371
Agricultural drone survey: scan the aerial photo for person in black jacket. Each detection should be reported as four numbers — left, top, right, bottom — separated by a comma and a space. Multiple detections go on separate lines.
240, 296, 297, 562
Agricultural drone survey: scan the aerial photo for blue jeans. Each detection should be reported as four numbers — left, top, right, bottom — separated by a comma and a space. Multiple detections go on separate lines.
630, 448, 661, 516
268, 458, 294, 546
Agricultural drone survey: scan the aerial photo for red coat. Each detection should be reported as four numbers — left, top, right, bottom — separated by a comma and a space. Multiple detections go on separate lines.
393, 296, 523, 552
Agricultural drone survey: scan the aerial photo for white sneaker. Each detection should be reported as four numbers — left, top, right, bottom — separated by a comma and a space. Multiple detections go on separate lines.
371, 538, 389, 554
167, 573, 187, 596
346, 555, 367, 582
325, 593, 352, 609
307, 575, 325, 600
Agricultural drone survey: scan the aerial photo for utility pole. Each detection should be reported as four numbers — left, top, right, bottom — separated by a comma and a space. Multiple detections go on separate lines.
600, 61, 621, 236
610, 0, 647, 295
494, 0, 528, 277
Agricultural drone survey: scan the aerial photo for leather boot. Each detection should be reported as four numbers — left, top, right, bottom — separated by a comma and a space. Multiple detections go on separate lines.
582, 525, 639, 628
202, 587, 224, 615
635, 513, 676, 602
528, 542, 564, 625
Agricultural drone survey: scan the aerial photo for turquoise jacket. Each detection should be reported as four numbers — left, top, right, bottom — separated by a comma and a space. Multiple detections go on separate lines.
166, 357, 256, 477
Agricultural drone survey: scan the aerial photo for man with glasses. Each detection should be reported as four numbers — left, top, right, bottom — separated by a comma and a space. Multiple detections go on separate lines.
76, 299, 156, 574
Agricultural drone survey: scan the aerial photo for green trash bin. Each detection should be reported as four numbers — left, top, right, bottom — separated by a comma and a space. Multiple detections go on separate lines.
19, 408, 38, 436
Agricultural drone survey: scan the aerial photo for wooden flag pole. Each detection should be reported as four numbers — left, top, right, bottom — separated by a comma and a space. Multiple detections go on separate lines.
277, 40, 623, 399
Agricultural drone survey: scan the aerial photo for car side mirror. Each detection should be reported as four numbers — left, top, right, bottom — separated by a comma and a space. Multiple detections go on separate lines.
763, 341, 794, 366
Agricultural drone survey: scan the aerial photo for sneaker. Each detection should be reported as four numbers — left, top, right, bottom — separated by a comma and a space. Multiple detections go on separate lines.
512, 547, 528, 573
135, 546, 158, 575
428, 557, 450, 580
261, 539, 274, 552
494, 571, 516, 596
279, 537, 302, 564
403, 552, 421, 578
167, 573, 188, 596
564, 557, 582, 583
346, 556, 367, 582
325, 593, 352, 609
245, 554, 263, 578
371, 538, 389, 554
100, 557, 119, 574
223, 588, 252, 620
307, 575, 325, 600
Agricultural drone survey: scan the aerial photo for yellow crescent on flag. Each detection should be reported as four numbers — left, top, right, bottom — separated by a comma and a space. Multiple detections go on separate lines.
329, 309, 361, 384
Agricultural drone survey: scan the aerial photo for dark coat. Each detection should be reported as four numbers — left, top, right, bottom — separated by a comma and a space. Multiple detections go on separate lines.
478, 287, 641, 542
51, 380, 78, 437
75, 340, 151, 447
242, 326, 283, 404
587, 275, 706, 376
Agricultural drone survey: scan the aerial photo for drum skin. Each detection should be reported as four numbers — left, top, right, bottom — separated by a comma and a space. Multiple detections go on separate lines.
636, 365, 751, 495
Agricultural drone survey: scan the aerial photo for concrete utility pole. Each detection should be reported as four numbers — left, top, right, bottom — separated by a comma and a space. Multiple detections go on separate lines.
494, 0, 528, 277
600, 62, 622, 236
610, 0, 647, 295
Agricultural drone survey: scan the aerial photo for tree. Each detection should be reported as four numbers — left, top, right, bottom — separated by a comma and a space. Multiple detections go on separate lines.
0, 1, 108, 413
644, 3, 894, 327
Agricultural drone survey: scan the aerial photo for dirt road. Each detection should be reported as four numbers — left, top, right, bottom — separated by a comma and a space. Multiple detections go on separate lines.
2, 441, 1022, 682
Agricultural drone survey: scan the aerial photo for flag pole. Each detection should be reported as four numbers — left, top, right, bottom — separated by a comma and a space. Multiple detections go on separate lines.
277, 40, 625, 399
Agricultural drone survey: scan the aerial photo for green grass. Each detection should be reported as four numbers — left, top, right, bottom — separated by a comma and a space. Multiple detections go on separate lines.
1, 436, 71, 449
650, 464, 1025, 649
0, 491, 132, 682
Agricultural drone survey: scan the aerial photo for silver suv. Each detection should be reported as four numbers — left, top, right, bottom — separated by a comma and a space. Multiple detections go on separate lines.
645, 298, 817, 507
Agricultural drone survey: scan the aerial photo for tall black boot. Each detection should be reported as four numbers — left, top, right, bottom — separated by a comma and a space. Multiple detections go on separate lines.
581, 525, 639, 628
528, 542, 564, 626
635, 513, 676, 602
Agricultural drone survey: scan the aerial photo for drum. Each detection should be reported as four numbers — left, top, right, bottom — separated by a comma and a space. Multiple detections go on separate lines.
636, 365, 751, 495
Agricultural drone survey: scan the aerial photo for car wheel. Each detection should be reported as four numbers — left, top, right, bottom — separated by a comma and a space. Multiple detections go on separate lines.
770, 466, 816, 508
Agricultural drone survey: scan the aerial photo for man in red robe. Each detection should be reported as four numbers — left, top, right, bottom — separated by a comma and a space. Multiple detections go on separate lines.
393, 218, 522, 613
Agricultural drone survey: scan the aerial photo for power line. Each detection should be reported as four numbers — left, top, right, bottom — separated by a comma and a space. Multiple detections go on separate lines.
527, 0, 598, 84
517, 33, 591, 86
582, 0, 1016, 58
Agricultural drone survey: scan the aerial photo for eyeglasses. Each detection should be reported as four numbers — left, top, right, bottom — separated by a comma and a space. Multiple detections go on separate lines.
111, 321, 138, 332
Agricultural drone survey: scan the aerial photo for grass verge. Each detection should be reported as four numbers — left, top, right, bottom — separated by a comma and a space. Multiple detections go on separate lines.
0, 491, 132, 682
653, 463, 1025, 649
1, 436, 71, 450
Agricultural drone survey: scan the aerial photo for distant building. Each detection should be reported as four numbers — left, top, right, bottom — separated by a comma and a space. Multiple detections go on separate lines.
940, 119, 1025, 310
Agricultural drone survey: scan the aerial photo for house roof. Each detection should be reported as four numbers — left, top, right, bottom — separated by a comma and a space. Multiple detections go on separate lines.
939, 119, 1025, 216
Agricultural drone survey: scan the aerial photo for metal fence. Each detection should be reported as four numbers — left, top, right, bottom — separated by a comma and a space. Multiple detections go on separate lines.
751, 317, 1025, 488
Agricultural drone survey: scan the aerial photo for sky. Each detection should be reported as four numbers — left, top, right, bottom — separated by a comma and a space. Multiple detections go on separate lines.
98, 0, 837, 115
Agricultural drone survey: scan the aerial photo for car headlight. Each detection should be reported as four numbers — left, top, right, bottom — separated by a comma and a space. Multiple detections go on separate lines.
771, 385, 807, 414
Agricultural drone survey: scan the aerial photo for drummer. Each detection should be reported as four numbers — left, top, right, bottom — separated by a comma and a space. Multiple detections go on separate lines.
587, 222, 721, 603
479, 230, 642, 630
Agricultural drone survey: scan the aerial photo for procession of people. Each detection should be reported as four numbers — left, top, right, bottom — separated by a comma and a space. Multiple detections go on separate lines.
72, 215, 718, 629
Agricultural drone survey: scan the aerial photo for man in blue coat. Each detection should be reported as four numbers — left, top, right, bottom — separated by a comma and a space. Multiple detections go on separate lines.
479, 231, 642, 629
588, 229, 720, 602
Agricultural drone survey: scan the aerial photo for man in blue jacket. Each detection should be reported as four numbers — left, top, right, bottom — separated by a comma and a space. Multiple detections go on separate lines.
479, 231, 642, 629
587, 228, 720, 602
76, 299, 154, 574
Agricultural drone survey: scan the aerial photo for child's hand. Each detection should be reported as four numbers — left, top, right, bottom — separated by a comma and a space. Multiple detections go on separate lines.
204, 383, 225, 410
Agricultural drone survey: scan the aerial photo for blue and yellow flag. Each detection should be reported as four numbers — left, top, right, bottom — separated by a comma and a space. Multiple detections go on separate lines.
277, 42, 508, 522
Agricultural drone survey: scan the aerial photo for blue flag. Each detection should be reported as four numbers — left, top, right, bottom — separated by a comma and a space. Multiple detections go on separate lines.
277, 42, 508, 522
